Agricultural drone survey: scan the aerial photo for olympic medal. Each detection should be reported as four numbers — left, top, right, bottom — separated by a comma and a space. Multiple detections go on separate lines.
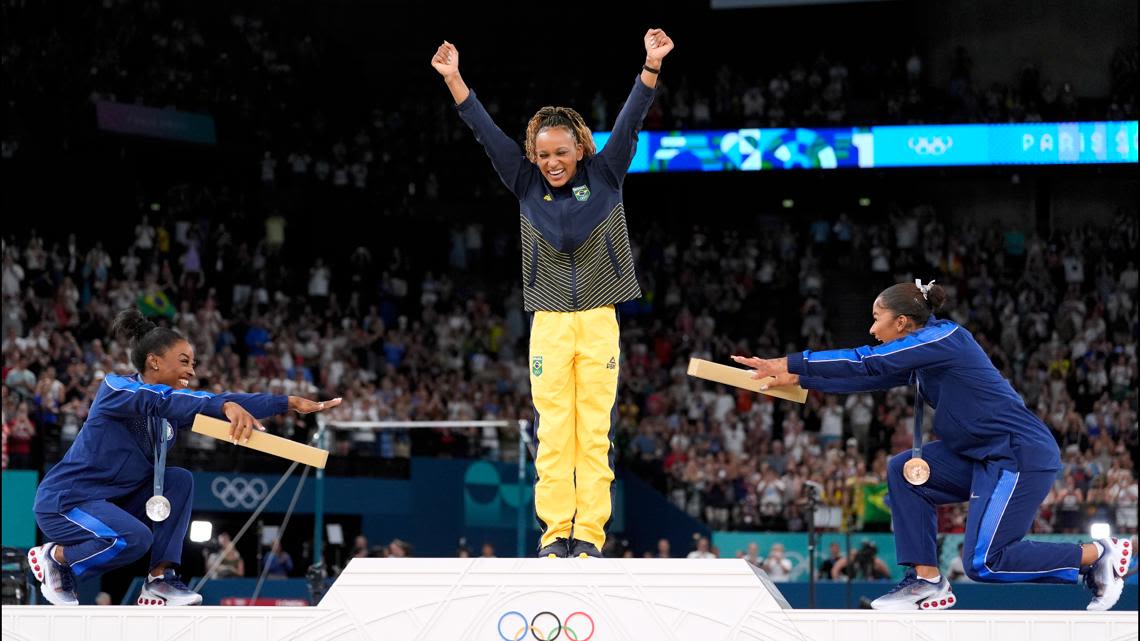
903, 457, 931, 486
146, 495, 172, 521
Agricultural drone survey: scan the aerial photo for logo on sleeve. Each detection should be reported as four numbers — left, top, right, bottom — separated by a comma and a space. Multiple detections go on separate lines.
572, 185, 591, 202
607, 357, 616, 370
532, 355, 544, 377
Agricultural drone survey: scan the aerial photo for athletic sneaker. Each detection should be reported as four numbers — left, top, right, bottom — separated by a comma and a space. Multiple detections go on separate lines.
538, 538, 570, 559
569, 540, 603, 558
137, 570, 202, 606
1086, 537, 1131, 611
870, 570, 955, 611
28, 543, 78, 606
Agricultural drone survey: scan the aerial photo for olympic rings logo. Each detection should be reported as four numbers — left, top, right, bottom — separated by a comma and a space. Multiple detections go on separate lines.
210, 476, 268, 509
497, 611, 595, 641
907, 136, 954, 156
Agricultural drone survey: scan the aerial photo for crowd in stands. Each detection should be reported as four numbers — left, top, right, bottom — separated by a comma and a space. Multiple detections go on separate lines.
2, 200, 1136, 538
2, 1, 1136, 553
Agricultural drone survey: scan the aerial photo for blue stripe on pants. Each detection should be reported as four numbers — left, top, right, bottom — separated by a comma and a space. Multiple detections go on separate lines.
967, 469, 1081, 583
34, 467, 195, 577
63, 508, 129, 576
886, 442, 1082, 584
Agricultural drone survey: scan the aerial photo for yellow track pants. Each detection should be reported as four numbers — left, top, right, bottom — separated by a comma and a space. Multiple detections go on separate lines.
530, 305, 619, 550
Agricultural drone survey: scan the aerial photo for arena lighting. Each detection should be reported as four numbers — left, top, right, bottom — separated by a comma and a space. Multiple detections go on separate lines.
1089, 522, 1111, 540
782, 198, 795, 208
189, 520, 213, 543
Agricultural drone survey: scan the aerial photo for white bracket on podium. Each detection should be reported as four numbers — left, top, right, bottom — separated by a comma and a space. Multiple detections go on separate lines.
2, 558, 1136, 641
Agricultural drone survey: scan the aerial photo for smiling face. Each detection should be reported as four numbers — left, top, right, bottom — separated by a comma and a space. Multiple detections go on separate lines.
869, 297, 913, 344
145, 339, 197, 389
534, 126, 583, 188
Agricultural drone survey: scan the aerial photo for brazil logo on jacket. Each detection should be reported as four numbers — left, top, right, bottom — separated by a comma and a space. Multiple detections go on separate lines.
532, 355, 543, 377
572, 185, 591, 202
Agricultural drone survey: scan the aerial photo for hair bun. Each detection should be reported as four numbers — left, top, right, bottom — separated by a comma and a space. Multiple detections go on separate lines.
110, 308, 156, 345
925, 284, 947, 313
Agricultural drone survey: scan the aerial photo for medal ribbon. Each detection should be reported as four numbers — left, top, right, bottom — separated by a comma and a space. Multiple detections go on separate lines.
152, 417, 169, 498
912, 378, 924, 460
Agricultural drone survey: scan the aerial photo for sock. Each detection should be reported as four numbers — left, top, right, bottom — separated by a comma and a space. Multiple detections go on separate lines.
48, 543, 67, 567
1093, 541, 1105, 560
147, 572, 162, 583
922, 574, 942, 583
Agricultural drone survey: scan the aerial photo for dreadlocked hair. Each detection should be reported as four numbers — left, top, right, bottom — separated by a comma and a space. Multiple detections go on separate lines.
524, 106, 596, 163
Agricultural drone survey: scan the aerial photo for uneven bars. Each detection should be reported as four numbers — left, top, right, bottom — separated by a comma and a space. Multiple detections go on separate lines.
327, 420, 514, 429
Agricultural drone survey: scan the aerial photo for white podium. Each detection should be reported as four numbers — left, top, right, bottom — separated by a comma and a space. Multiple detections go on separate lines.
2, 559, 1136, 641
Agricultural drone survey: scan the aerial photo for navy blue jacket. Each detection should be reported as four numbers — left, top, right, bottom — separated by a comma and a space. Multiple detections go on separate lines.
456, 77, 655, 312
35, 373, 287, 512
788, 318, 1060, 472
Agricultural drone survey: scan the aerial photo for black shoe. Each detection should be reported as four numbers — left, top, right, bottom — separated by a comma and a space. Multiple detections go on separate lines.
538, 538, 570, 558
569, 539, 603, 558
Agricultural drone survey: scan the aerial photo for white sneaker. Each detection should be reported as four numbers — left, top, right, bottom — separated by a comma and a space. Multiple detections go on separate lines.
1086, 537, 1131, 611
137, 570, 203, 606
28, 543, 79, 606
871, 570, 956, 611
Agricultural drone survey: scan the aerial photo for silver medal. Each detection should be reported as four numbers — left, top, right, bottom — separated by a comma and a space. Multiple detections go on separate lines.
146, 495, 172, 521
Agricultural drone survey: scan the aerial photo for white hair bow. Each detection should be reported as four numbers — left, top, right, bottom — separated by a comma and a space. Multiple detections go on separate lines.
914, 279, 936, 300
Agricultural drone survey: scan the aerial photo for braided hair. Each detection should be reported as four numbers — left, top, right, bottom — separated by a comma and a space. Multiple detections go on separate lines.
110, 308, 186, 373
877, 281, 947, 327
524, 106, 596, 163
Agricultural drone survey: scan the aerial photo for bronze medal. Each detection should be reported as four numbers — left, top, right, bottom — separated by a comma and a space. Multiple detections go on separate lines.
903, 457, 931, 486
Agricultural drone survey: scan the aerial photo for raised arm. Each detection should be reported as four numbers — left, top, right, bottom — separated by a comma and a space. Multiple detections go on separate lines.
597, 29, 674, 184
431, 41, 470, 105
432, 40, 531, 197
639, 28, 674, 90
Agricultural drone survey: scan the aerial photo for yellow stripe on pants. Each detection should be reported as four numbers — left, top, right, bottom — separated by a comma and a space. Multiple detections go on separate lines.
530, 305, 619, 549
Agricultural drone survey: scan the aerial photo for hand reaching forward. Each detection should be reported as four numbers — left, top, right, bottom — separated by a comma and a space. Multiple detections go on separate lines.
289, 395, 344, 415
730, 355, 790, 381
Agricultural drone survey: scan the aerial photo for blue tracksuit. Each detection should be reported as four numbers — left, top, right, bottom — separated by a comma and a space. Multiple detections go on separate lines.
34, 373, 286, 576
788, 318, 1081, 583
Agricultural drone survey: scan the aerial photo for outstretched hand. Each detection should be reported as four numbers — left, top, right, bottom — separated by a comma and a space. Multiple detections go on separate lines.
644, 28, 674, 64
730, 355, 790, 381
289, 395, 343, 415
431, 41, 459, 77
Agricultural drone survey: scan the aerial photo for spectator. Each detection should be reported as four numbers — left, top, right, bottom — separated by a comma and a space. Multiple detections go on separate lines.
206, 532, 245, 578
761, 542, 793, 582
818, 542, 843, 580
687, 536, 716, 560
263, 540, 294, 579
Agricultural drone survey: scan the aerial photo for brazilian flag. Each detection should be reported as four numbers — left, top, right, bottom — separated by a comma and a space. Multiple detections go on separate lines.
861, 482, 891, 524
138, 290, 175, 319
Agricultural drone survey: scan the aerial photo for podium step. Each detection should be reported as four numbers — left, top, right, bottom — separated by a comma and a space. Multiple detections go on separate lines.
2, 559, 1136, 641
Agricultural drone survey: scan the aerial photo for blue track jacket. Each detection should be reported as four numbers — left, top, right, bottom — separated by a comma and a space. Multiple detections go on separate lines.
455, 77, 654, 312
788, 318, 1060, 472
35, 373, 288, 512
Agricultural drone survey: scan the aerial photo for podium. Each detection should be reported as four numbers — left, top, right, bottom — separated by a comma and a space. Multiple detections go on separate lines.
2, 559, 1136, 641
